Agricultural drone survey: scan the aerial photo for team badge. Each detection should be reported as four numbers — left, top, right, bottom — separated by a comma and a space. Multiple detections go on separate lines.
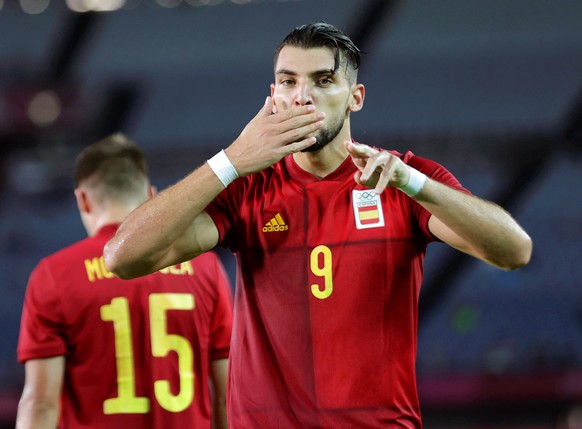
352, 189, 385, 229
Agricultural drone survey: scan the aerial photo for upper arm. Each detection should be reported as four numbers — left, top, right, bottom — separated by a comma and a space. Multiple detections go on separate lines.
21, 356, 65, 404
158, 211, 220, 270
209, 358, 229, 402
428, 214, 479, 258
209, 358, 229, 429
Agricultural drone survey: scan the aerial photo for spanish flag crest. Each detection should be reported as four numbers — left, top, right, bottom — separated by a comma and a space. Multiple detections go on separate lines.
352, 189, 385, 229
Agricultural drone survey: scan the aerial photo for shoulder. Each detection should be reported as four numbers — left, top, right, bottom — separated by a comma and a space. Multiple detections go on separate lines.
33, 237, 84, 268
28, 236, 106, 289
233, 164, 279, 190
388, 150, 437, 168
214, 162, 283, 207
41, 235, 98, 266
396, 150, 468, 192
391, 150, 453, 176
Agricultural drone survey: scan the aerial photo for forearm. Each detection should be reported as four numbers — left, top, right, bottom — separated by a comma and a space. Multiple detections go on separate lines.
104, 162, 224, 279
210, 358, 229, 429
344, 142, 532, 268
415, 177, 532, 270
16, 395, 59, 429
212, 396, 228, 429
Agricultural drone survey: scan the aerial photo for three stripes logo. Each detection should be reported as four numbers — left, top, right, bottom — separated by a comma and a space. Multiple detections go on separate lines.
262, 213, 288, 232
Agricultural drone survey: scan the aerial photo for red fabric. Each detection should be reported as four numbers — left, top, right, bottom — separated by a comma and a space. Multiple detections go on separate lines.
18, 224, 233, 429
205, 150, 466, 428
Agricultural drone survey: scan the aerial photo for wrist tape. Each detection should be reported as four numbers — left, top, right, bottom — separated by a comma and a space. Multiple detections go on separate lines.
207, 150, 239, 188
398, 167, 427, 197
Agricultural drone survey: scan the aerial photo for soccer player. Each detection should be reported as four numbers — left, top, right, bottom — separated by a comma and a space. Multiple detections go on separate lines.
16, 134, 233, 429
104, 23, 532, 428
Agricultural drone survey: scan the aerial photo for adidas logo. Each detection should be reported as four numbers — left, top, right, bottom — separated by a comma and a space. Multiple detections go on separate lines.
262, 213, 288, 232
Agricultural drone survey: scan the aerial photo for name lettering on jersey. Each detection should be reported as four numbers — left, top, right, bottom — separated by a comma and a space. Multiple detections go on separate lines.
352, 189, 385, 229
84, 256, 195, 282
159, 262, 194, 276
262, 213, 288, 232
85, 256, 116, 282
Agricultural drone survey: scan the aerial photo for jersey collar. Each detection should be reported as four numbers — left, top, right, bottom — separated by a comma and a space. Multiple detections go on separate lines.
283, 148, 357, 186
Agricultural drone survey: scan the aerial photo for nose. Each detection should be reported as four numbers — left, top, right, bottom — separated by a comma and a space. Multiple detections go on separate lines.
294, 83, 313, 106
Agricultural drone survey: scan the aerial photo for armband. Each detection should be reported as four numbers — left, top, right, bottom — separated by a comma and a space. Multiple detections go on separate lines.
398, 167, 427, 197
207, 150, 239, 188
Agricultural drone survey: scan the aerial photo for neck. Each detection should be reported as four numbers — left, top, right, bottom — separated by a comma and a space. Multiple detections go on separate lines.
292, 130, 351, 179
87, 205, 136, 237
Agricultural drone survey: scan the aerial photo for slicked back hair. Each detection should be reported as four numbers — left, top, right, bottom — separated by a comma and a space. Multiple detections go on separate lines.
274, 21, 361, 79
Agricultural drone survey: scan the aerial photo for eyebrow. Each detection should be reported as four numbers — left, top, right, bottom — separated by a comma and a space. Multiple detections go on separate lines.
275, 68, 336, 78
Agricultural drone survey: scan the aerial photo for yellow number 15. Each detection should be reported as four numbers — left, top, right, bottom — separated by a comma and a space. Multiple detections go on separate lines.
100, 293, 194, 414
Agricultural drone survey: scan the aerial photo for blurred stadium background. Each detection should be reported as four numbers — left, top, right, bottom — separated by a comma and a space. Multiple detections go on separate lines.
1, 0, 582, 427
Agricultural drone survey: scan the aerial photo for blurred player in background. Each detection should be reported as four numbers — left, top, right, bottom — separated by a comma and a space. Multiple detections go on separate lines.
16, 134, 233, 429
104, 23, 532, 428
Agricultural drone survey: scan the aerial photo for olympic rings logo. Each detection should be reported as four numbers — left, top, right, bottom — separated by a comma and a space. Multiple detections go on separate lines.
356, 192, 375, 201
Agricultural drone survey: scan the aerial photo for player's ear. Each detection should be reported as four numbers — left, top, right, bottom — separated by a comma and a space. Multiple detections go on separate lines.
349, 83, 365, 113
74, 188, 91, 215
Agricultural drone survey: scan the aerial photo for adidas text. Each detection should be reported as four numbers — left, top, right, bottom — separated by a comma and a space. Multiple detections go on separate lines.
262, 224, 289, 232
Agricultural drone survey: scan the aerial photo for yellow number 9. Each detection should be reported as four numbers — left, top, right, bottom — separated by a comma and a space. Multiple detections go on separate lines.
310, 245, 333, 299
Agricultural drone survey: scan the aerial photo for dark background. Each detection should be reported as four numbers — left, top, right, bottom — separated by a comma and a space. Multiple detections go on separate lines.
1, 0, 582, 427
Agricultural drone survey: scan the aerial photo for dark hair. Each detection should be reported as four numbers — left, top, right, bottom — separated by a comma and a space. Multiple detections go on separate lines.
75, 133, 148, 201
274, 21, 361, 74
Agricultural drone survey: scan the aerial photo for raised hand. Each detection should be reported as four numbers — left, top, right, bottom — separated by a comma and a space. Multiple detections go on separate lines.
345, 140, 411, 194
225, 96, 325, 177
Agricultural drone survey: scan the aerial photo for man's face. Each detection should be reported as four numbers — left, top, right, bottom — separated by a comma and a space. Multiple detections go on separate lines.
271, 46, 354, 152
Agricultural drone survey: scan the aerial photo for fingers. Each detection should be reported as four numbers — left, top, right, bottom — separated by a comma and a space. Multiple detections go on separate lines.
264, 96, 274, 116
254, 96, 318, 123
270, 104, 318, 124
257, 97, 325, 137
351, 142, 383, 182
284, 137, 318, 154
251, 96, 275, 121
349, 145, 401, 194
232, 99, 325, 173
279, 116, 324, 144
345, 140, 376, 158
373, 163, 397, 194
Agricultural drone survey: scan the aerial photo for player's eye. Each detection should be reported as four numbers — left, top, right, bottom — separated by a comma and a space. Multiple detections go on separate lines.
318, 76, 333, 86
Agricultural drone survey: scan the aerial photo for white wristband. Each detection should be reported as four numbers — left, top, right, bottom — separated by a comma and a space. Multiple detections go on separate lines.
207, 150, 239, 188
398, 167, 427, 197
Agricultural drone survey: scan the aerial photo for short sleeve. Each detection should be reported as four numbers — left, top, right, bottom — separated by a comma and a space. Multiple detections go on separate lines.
208, 256, 233, 361
205, 178, 249, 251
402, 151, 471, 241
17, 260, 67, 363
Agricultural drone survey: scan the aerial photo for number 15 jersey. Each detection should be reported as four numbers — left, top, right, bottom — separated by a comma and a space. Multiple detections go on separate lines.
205, 149, 467, 428
17, 224, 233, 429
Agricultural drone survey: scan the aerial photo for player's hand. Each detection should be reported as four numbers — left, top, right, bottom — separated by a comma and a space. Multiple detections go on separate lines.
225, 96, 325, 177
345, 140, 410, 194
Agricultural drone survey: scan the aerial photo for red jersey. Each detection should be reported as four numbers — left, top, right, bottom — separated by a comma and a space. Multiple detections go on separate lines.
17, 224, 233, 429
205, 150, 466, 428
